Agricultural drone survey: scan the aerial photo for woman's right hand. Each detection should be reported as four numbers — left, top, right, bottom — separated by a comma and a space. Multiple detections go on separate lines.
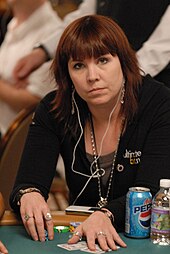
20, 192, 54, 242
0, 240, 8, 254
68, 210, 127, 251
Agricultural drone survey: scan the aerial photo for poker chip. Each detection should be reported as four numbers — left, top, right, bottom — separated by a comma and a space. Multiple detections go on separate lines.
70, 222, 82, 227
69, 222, 82, 232
54, 226, 70, 233
44, 229, 49, 241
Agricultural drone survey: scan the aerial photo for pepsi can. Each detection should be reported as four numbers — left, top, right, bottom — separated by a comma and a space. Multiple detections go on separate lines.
125, 187, 152, 238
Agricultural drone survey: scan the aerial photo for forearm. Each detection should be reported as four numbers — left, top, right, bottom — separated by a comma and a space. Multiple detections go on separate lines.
0, 79, 40, 111
10, 99, 60, 211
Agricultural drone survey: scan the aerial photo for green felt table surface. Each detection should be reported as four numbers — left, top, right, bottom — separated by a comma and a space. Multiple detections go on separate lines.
0, 225, 169, 254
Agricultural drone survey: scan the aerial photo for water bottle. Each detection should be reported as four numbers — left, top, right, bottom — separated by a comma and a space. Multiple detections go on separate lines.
150, 179, 170, 245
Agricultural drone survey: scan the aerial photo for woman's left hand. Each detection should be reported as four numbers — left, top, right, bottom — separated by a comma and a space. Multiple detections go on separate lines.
68, 211, 127, 251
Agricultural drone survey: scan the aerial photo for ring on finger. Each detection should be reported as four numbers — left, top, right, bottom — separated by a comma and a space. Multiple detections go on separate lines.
73, 231, 82, 241
44, 212, 52, 221
97, 231, 106, 237
24, 214, 33, 221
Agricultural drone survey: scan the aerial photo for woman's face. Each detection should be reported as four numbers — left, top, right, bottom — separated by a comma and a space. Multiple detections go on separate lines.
68, 54, 124, 109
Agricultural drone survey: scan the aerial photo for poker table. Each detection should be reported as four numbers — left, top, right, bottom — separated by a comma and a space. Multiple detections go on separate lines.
0, 210, 169, 254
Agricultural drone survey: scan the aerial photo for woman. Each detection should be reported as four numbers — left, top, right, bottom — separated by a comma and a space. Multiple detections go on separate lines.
10, 15, 170, 251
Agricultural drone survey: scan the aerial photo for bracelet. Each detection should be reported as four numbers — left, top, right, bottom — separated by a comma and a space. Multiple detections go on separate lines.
16, 187, 42, 206
33, 43, 51, 62
97, 208, 114, 223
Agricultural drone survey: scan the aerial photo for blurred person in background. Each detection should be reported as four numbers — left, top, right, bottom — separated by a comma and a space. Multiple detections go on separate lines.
97, 1, 170, 87
0, 0, 63, 137
136, 4, 170, 87
13, 0, 170, 87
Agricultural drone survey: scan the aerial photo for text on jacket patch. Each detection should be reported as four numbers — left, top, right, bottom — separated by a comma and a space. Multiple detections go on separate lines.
123, 149, 142, 165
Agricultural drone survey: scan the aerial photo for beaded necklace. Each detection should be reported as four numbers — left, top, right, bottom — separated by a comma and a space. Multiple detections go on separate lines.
89, 115, 121, 208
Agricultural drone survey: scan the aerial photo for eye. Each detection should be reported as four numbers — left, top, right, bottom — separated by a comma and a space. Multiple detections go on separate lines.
73, 62, 85, 70
98, 57, 108, 64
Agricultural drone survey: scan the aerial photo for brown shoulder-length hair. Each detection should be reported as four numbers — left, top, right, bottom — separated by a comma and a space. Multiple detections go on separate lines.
51, 14, 142, 128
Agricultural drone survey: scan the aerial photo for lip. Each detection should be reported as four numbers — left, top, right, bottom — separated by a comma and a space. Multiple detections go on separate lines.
89, 87, 105, 93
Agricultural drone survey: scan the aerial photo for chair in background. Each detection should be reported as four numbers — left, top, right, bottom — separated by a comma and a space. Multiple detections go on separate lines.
48, 173, 69, 211
0, 106, 35, 209
48, 154, 69, 210
0, 105, 69, 211
0, 192, 5, 218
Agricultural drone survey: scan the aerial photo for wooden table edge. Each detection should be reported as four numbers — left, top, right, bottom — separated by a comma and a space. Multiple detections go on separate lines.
0, 210, 88, 226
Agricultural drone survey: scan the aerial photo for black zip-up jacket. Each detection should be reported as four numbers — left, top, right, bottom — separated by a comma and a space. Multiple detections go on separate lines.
10, 75, 170, 232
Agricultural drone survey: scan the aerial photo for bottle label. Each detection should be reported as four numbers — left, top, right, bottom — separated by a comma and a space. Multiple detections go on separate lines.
151, 207, 170, 234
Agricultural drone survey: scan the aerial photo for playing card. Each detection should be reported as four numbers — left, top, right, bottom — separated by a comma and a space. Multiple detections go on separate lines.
57, 241, 120, 253
80, 246, 106, 253
57, 241, 87, 251
57, 243, 79, 251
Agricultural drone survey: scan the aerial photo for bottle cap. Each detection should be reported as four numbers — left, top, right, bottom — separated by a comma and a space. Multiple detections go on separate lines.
160, 179, 170, 188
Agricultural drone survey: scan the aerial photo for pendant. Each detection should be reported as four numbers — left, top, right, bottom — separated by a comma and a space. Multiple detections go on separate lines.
97, 197, 108, 208
117, 164, 124, 172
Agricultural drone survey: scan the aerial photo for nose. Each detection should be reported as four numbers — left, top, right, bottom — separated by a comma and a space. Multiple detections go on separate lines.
86, 64, 100, 83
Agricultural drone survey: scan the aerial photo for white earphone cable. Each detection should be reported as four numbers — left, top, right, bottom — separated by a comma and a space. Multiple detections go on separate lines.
71, 79, 125, 204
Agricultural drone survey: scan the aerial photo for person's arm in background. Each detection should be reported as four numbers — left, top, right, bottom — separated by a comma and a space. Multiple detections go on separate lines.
13, 0, 96, 81
137, 5, 170, 77
0, 78, 40, 112
0, 60, 55, 112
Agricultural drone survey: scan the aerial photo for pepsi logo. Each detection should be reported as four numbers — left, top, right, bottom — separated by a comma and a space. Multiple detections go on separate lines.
139, 209, 151, 228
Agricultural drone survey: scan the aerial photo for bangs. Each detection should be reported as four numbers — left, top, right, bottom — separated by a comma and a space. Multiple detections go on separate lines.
68, 37, 112, 61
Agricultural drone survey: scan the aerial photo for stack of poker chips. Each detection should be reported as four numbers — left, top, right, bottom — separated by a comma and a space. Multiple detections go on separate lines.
53, 222, 82, 233
43, 222, 83, 241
